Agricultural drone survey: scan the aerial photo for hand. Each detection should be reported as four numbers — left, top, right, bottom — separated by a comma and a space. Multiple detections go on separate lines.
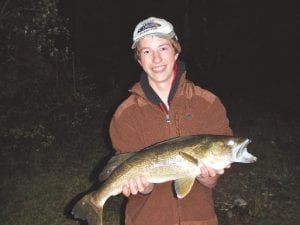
199, 164, 231, 178
196, 164, 231, 188
122, 176, 154, 197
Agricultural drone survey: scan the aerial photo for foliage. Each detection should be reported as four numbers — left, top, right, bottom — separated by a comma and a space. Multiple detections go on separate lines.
0, 0, 71, 65
0, 0, 74, 113
0, 0, 78, 161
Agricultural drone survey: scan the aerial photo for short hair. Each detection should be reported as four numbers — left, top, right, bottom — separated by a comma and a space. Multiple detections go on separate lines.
133, 36, 181, 61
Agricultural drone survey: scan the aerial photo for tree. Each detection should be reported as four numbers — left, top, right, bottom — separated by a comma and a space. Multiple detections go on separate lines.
0, 0, 71, 65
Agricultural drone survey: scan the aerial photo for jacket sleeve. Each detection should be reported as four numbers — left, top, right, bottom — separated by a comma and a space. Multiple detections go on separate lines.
202, 97, 233, 136
109, 107, 145, 154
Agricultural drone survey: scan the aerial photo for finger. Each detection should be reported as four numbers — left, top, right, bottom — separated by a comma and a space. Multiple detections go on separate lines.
200, 167, 209, 177
207, 168, 216, 177
216, 169, 224, 175
140, 176, 150, 187
129, 179, 138, 195
122, 185, 130, 197
135, 176, 145, 192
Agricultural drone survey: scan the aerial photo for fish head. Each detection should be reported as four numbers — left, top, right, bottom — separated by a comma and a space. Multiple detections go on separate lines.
194, 136, 257, 170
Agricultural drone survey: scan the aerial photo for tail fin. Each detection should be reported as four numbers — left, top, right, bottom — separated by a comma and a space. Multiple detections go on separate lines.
72, 192, 103, 225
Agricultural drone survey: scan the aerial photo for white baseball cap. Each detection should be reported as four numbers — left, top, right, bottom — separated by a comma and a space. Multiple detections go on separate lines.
131, 17, 178, 49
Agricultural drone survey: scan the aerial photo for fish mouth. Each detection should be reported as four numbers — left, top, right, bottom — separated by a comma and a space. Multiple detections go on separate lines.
233, 139, 257, 163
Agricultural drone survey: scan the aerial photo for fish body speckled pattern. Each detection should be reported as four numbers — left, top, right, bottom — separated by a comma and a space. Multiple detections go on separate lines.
72, 134, 257, 225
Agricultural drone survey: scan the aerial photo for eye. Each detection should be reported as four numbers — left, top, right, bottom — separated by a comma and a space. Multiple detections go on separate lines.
142, 49, 150, 55
160, 45, 169, 51
227, 140, 235, 146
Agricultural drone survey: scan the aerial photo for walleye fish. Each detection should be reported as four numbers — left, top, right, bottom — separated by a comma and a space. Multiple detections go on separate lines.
71, 135, 257, 225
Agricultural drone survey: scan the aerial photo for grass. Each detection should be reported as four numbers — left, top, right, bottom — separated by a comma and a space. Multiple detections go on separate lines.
1, 95, 299, 225
0, 137, 122, 225
1, 170, 83, 225
0, 165, 124, 225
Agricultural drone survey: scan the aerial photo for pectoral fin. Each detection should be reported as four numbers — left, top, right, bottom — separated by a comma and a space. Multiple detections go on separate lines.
179, 152, 198, 165
174, 177, 196, 199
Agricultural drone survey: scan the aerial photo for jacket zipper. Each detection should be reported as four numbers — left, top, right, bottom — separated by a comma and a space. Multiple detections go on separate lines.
165, 113, 171, 123
159, 102, 171, 123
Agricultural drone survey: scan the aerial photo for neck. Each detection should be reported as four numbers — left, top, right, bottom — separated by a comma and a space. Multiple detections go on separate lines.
139, 61, 184, 111
148, 79, 172, 108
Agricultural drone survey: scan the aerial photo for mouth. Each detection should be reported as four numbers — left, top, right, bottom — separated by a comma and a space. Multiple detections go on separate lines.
233, 139, 257, 163
236, 139, 251, 157
152, 65, 166, 73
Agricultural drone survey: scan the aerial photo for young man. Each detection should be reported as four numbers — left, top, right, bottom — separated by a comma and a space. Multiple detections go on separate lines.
109, 17, 232, 225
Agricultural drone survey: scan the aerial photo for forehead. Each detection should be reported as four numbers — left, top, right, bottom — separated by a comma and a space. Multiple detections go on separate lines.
137, 35, 171, 50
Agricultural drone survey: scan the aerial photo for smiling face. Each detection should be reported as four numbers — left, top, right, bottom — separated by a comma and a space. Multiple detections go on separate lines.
136, 35, 179, 88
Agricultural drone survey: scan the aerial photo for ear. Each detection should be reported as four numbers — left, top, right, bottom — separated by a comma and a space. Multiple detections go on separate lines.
138, 59, 142, 67
175, 53, 179, 60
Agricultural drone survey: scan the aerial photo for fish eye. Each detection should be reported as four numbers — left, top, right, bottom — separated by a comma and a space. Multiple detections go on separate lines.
227, 140, 235, 146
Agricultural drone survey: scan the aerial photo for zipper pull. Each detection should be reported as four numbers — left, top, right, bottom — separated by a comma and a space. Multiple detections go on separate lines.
166, 114, 171, 123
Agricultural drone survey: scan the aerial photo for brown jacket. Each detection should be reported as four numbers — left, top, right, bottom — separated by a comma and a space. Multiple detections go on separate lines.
109, 62, 232, 225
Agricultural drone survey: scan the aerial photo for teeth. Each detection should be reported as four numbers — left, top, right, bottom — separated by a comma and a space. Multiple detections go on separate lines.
152, 66, 165, 72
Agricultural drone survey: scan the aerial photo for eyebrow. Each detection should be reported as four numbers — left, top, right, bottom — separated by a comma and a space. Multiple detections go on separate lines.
139, 43, 171, 52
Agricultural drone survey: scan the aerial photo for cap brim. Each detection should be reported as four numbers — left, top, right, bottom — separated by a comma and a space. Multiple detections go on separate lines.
131, 33, 177, 49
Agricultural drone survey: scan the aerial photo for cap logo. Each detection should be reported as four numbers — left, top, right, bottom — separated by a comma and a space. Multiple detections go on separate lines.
137, 22, 161, 34
132, 17, 177, 49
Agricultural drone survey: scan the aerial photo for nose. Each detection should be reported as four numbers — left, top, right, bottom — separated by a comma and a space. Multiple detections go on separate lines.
152, 51, 162, 63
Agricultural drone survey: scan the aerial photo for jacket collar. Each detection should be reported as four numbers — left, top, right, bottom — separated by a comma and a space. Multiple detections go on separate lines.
137, 61, 186, 109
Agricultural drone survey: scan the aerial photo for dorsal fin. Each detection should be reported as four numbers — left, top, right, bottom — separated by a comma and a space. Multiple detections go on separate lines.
98, 152, 136, 181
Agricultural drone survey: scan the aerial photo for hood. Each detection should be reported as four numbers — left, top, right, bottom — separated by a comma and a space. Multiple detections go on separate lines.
129, 61, 187, 105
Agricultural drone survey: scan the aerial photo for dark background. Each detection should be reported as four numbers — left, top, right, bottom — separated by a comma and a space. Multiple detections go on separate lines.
1, 0, 299, 112
60, 0, 299, 99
